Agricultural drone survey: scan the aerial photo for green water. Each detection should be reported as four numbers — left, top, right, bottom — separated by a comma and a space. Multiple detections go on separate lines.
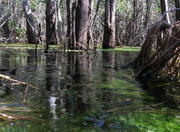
0, 49, 180, 132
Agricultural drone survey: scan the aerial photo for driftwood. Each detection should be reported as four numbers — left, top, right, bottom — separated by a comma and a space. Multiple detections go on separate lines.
132, 21, 180, 78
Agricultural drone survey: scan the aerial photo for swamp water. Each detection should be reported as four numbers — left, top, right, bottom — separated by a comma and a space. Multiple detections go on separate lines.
0, 49, 179, 132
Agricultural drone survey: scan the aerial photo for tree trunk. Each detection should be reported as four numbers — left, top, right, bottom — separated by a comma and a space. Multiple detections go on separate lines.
132, 21, 180, 79
66, 0, 72, 49
87, 0, 94, 49
45, 0, 57, 52
91, 0, 101, 49
102, 0, 116, 49
175, 0, 180, 21
57, 0, 62, 40
160, 0, 170, 24
22, 0, 39, 44
144, 0, 151, 29
71, 1, 77, 49
75, 0, 89, 50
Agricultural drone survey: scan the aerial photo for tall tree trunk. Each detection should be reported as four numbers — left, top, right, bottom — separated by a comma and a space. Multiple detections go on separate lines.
102, 0, 116, 49
144, 0, 151, 29
75, 0, 89, 50
45, 0, 57, 52
160, 0, 170, 24
87, 0, 94, 49
71, 1, 77, 49
57, 0, 62, 40
175, 0, 180, 21
66, 0, 72, 49
91, 0, 101, 49
22, 0, 39, 44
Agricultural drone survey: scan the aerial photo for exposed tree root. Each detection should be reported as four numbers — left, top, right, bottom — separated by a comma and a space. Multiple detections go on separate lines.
131, 21, 180, 79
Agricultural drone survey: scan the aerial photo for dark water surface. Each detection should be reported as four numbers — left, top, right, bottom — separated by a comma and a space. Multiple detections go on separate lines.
0, 49, 180, 132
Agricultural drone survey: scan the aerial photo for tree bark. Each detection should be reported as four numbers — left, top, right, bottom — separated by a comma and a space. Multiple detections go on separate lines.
75, 0, 89, 50
71, 1, 77, 49
144, 0, 151, 29
66, 0, 72, 49
160, 0, 170, 24
175, 0, 180, 21
87, 0, 94, 49
45, 0, 57, 52
102, 0, 116, 49
22, 0, 39, 44
57, 0, 62, 39
91, 0, 101, 49
132, 21, 180, 79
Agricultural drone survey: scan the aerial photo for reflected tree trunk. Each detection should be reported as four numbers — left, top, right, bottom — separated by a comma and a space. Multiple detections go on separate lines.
65, 52, 91, 114
102, 0, 116, 49
45, 54, 59, 119
102, 52, 115, 82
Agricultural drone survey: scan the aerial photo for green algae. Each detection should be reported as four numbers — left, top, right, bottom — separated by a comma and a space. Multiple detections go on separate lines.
99, 47, 141, 52
0, 44, 141, 52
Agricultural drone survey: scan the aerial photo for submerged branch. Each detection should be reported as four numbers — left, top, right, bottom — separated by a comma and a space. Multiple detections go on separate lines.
0, 112, 41, 121
0, 74, 39, 90
106, 103, 163, 113
0, 74, 39, 103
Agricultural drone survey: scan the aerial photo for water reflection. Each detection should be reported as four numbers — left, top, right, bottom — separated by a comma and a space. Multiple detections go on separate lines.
65, 52, 93, 114
49, 96, 58, 120
1, 49, 179, 131
45, 53, 64, 121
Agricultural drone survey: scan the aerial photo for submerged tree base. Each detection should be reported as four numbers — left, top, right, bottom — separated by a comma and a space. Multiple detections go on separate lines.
131, 21, 180, 79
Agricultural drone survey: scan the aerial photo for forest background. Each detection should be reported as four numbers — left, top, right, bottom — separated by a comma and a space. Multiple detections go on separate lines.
0, 0, 176, 51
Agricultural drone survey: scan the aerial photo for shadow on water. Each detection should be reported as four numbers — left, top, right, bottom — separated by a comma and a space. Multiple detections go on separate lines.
0, 49, 180, 131
140, 76, 180, 109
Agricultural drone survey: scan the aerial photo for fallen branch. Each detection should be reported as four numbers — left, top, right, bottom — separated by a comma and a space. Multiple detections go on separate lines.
0, 112, 41, 121
0, 74, 38, 90
0, 74, 39, 102
0, 113, 18, 120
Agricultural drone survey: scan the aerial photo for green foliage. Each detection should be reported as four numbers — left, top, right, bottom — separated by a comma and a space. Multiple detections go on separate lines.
15, 26, 24, 38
